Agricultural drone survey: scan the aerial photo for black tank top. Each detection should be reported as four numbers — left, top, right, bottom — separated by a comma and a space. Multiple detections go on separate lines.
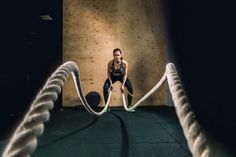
110, 60, 125, 76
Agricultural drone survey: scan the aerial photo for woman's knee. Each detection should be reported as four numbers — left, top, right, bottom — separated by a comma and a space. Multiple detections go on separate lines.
125, 81, 133, 92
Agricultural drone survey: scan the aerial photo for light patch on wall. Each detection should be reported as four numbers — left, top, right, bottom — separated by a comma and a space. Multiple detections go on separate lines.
63, 0, 168, 107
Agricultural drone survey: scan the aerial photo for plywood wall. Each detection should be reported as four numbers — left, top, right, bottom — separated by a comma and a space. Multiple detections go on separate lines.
63, 0, 168, 106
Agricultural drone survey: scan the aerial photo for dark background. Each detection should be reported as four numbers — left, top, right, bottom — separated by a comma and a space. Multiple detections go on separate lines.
0, 0, 62, 138
165, 0, 236, 150
0, 0, 235, 151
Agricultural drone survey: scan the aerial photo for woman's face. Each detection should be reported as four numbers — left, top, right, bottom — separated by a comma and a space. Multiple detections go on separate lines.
113, 50, 122, 61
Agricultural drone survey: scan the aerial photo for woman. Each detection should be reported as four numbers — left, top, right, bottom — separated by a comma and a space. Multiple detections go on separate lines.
103, 48, 133, 107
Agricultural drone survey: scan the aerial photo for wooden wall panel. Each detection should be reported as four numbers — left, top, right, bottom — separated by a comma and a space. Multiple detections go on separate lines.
63, 0, 168, 106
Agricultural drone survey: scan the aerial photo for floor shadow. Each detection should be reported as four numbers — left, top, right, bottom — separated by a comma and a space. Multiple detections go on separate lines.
37, 115, 98, 150
110, 112, 129, 157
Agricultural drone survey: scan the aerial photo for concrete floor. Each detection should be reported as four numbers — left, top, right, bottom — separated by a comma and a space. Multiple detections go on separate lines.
0, 106, 192, 157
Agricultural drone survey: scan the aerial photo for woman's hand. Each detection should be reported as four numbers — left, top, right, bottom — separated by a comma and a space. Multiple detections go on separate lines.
120, 85, 124, 93
110, 84, 113, 91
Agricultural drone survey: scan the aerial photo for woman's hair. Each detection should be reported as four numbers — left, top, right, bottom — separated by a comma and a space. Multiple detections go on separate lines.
113, 48, 122, 54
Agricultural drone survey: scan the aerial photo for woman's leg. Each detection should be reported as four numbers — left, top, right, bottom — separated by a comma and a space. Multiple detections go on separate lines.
124, 78, 133, 107
103, 79, 111, 103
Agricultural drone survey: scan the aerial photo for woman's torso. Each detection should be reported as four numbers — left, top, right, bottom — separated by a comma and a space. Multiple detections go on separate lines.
110, 59, 125, 76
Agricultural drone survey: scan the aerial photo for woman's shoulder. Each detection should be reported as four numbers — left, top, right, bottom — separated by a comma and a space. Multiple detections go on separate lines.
108, 59, 113, 65
122, 59, 128, 65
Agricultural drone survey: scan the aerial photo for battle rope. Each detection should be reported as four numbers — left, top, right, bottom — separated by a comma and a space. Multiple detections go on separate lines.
2, 62, 220, 157
122, 72, 167, 112
122, 63, 231, 157
2, 61, 111, 157
165, 63, 211, 157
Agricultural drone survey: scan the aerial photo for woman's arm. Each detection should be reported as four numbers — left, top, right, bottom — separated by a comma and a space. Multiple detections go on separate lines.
122, 61, 128, 88
107, 61, 112, 85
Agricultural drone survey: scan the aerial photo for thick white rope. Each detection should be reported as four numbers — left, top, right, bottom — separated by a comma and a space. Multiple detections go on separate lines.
165, 63, 211, 157
2, 61, 111, 157
2, 61, 222, 157
122, 63, 233, 157
122, 73, 167, 112
70, 67, 111, 116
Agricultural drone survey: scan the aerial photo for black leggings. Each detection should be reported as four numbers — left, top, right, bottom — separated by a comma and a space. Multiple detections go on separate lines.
103, 75, 133, 106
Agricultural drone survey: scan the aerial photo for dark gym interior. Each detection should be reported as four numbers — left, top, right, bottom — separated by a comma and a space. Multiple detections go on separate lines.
1, 0, 236, 156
